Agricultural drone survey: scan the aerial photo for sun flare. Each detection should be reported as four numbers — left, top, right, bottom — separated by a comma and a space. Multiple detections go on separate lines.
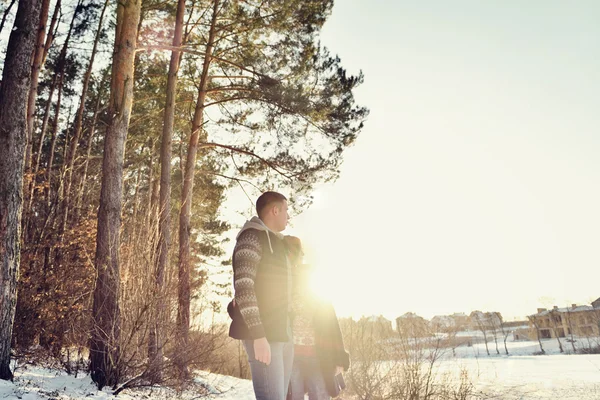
308, 266, 334, 302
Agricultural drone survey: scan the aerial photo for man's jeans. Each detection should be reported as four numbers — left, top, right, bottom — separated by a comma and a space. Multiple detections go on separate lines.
289, 354, 330, 400
243, 339, 294, 400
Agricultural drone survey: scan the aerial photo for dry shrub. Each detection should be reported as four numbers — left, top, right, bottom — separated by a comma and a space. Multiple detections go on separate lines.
341, 317, 477, 400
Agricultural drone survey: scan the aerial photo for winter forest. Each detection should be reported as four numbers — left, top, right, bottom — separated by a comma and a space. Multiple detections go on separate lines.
0, 0, 367, 393
4, 0, 600, 398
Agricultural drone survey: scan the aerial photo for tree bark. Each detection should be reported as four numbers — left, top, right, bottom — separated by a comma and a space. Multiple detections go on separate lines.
150, 0, 185, 376
41, 0, 60, 67
90, 0, 140, 389
24, 0, 51, 175
0, 0, 42, 381
28, 73, 56, 215
75, 88, 103, 216
177, 0, 219, 377
24, 0, 59, 221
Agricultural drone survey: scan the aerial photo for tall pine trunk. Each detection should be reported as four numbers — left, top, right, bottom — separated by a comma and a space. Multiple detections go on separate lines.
60, 0, 108, 233
45, 0, 79, 208
24, 0, 59, 222
76, 88, 103, 216
46, 79, 63, 206
150, 0, 185, 376
24, 0, 50, 175
177, 0, 219, 376
90, 0, 141, 389
28, 73, 56, 215
0, 0, 42, 381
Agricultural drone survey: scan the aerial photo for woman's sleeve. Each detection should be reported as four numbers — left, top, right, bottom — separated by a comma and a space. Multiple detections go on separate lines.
328, 303, 351, 371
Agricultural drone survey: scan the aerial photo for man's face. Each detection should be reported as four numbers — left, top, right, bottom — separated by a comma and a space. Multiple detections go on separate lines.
273, 200, 289, 232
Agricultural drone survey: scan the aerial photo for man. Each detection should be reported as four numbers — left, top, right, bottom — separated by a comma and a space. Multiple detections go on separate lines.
228, 191, 293, 400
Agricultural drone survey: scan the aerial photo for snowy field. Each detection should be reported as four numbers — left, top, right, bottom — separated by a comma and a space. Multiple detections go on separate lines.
2, 337, 600, 399
442, 337, 600, 399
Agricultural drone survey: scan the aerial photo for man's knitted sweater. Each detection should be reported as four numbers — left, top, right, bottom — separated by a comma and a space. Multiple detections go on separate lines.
230, 217, 291, 341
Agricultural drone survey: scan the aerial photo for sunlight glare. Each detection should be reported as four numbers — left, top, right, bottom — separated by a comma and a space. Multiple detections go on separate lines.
308, 265, 333, 302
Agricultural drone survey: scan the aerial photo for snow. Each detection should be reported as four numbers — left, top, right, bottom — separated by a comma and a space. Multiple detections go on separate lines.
533, 305, 594, 316
0, 365, 254, 400
437, 335, 600, 399
2, 337, 600, 399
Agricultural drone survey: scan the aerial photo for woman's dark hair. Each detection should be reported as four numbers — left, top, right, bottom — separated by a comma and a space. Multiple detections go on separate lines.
283, 235, 303, 266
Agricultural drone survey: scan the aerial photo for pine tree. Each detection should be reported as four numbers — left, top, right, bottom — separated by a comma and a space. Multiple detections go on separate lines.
0, 0, 42, 381
90, 0, 141, 389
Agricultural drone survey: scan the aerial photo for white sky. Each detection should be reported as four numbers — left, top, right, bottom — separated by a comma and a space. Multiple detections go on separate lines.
220, 0, 600, 324
280, 0, 600, 322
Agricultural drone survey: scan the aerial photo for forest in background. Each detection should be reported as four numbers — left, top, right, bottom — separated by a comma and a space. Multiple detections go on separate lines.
0, 0, 367, 391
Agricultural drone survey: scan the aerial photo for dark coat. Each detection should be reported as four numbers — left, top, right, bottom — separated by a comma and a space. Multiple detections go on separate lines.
312, 299, 350, 397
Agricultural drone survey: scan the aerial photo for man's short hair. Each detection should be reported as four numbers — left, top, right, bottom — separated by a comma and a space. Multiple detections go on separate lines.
256, 191, 287, 219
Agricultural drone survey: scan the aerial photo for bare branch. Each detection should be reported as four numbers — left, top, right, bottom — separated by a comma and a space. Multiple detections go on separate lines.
136, 44, 277, 82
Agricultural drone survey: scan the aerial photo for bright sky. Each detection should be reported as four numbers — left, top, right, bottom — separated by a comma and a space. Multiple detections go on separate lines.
284, 0, 600, 322
222, 0, 600, 324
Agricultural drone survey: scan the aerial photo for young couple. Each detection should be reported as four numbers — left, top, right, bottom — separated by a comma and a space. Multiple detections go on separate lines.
228, 191, 349, 400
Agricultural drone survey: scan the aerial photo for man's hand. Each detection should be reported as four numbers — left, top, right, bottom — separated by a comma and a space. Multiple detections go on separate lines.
335, 366, 344, 375
254, 337, 271, 365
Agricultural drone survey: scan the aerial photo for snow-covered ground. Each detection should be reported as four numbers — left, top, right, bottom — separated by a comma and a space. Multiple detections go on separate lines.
444, 338, 600, 399
2, 336, 600, 399
0, 365, 255, 400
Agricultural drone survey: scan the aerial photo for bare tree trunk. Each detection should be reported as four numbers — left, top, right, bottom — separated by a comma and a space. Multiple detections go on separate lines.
75, 90, 103, 215
177, 0, 219, 377
24, 0, 50, 174
146, 139, 159, 226
28, 73, 57, 214
528, 316, 545, 354
130, 169, 141, 224
24, 0, 59, 221
482, 330, 489, 355
0, 0, 17, 35
493, 332, 499, 355
41, 0, 59, 66
45, 0, 79, 208
550, 311, 564, 353
0, 0, 42, 381
147, 137, 159, 363
90, 0, 140, 389
500, 324, 509, 355
55, 106, 73, 204
152, 0, 185, 378
46, 80, 63, 206
60, 0, 108, 233
145, 138, 160, 368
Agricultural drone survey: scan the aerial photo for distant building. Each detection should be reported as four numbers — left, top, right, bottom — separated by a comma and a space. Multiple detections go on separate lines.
512, 326, 532, 341
431, 315, 454, 330
528, 300, 600, 340
451, 312, 470, 328
358, 315, 394, 338
431, 313, 469, 331
469, 310, 502, 331
396, 312, 429, 337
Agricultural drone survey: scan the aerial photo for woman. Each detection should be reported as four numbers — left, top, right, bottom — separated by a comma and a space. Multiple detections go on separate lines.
284, 236, 350, 400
